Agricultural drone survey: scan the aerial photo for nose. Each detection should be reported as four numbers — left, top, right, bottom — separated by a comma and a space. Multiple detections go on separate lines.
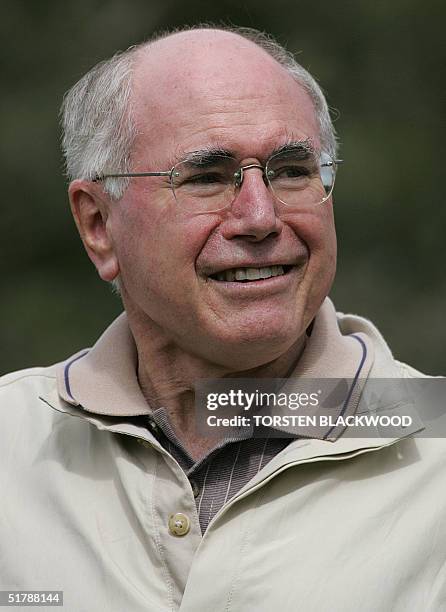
221, 165, 283, 242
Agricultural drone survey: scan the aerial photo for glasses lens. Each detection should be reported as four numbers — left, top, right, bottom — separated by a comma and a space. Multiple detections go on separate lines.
171, 155, 239, 213
266, 150, 336, 207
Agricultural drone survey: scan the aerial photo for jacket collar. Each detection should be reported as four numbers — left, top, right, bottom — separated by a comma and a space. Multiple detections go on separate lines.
56, 312, 150, 416
52, 298, 378, 439
40, 297, 424, 450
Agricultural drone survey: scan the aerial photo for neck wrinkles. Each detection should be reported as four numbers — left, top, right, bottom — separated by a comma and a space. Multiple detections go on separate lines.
129, 312, 306, 453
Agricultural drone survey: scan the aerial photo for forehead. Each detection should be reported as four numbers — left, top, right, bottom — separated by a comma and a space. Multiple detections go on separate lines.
131, 31, 319, 163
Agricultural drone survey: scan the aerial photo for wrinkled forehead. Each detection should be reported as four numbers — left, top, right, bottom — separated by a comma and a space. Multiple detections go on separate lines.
130, 30, 319, 160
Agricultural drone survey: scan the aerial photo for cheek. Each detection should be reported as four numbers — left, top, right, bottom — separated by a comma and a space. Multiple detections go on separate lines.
111, 197, 222, 290
282, 204, 337, 308
281, 202, 336, 258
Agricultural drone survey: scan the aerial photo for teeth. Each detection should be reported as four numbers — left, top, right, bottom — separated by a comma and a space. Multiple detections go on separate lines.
259, 267, 273, 279
216, 265, 286, 282
246, 268, 261, 280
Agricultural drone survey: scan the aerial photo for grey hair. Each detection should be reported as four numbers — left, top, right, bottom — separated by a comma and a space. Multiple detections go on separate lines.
61, 24, 338, 202
60, 51, 136, 200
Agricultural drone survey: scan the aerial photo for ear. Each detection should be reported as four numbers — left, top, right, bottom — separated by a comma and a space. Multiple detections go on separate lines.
68, 180, 119, 282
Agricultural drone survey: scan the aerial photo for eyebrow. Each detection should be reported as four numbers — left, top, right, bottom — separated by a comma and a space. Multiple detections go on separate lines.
177, 139, 315, 166
269, 139, 315, 159
180, 147, 234, 166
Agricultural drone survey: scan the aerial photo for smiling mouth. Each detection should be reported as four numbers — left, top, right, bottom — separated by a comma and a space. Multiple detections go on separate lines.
209, 265, 293, 282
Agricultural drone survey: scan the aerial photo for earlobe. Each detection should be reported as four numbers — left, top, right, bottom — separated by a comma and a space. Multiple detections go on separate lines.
68, 179, 120, 282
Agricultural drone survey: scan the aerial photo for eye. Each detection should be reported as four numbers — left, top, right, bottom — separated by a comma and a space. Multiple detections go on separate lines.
271, 165, 309, 179
173, 166, 231, 196
185, 171, 226, 185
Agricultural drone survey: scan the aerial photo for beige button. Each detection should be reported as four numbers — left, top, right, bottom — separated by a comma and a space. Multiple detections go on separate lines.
168, 513, 190, 537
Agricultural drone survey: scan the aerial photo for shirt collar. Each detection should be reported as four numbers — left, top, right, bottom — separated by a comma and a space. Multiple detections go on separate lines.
55, 298, 374, 441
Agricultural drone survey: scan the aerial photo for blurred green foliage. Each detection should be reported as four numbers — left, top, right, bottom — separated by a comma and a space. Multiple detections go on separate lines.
1, 0, 444, 374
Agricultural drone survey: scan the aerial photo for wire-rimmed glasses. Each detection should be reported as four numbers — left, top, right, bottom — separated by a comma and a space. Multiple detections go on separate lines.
94, 146, 343, 214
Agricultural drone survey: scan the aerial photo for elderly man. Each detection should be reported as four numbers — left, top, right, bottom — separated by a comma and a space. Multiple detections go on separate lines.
0, 25, 444, 612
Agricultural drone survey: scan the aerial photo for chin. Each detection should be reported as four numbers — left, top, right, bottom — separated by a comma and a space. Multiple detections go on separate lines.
203, 319, 303, 370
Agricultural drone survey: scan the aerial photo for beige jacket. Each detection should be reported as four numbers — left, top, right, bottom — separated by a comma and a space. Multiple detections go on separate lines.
1, 299, 444, 612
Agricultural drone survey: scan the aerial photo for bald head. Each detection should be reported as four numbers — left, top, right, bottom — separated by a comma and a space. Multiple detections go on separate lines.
133, 28, 294, 105
135, 27, 292, 80
129, 29, 320, 166
61, 25, 337, 199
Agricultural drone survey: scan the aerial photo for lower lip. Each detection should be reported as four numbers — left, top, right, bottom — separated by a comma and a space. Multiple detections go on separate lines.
206, 266, 301, 294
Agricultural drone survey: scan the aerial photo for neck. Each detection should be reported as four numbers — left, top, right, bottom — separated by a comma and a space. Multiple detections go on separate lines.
127, 311, 306, 460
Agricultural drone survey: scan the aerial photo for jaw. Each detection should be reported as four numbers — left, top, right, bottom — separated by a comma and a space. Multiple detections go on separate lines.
186, 263, 311, 366
120, 249, 333, 373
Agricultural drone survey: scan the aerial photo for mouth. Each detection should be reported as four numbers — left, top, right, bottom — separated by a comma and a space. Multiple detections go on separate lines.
209, 264, 294, 283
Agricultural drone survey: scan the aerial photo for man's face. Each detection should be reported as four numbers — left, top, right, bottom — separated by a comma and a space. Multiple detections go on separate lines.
106, 32, 337, 369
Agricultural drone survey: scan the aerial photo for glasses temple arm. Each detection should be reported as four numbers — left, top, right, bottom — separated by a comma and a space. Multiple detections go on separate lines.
92, 171, 172, 182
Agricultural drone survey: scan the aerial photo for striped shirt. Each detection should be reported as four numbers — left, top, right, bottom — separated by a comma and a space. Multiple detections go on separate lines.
147, 409, 292, 533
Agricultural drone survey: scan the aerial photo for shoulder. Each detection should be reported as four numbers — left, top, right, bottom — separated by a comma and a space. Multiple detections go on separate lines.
0, 360, 70, 434
0, 364, 58, 398
0, 364, 58, 385
335, 307, 437, 378
0, 365, 61, 435
0, 367, 59, 469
